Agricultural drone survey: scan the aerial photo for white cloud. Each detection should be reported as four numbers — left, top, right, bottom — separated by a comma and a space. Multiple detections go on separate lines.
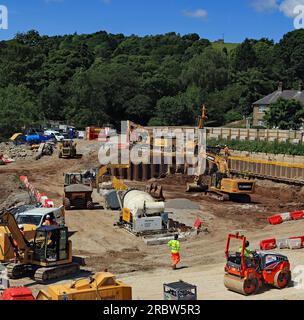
183, 9, 208, 20
251, 0, 279, 12
251, 0, 304, 18
279, 0, 304, 18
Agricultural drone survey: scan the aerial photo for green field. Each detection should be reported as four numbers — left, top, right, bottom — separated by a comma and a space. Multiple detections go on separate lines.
212, 42, 239, 52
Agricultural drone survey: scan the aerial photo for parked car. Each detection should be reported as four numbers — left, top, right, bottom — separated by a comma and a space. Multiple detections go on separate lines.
44, 130, 65, 142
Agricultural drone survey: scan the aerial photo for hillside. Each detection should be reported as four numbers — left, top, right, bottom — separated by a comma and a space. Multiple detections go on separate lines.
0, 29, 304, 138
212, 42, 239, 52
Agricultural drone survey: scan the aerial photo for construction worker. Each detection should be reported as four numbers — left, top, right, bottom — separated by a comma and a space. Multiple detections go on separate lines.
43, 215, 58, 226
168, 234, 181, 270
224, 145, 230, 157
239, 241, 253, 259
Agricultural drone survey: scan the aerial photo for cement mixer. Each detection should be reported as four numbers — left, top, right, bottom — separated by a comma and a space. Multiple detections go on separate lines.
118, 189, 168, 234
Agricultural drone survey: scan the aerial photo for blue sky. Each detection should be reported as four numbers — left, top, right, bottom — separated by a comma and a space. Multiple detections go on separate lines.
0, 0, 302, 42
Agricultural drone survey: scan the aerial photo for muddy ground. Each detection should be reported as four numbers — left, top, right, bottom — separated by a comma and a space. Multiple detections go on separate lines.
1, 139, 304, 299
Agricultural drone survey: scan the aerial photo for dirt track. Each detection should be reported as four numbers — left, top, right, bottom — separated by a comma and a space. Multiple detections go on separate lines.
1, 140, 304, 299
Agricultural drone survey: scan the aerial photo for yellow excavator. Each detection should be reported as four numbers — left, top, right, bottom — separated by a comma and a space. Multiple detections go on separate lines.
0, 209, 79, 283
186, 106, 256, 202
96, 164, 129, 192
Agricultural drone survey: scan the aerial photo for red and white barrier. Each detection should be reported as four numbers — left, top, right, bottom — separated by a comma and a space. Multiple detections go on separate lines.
260, 236, 304, 250
19, 176, 54, 208
268, 210, 304, 225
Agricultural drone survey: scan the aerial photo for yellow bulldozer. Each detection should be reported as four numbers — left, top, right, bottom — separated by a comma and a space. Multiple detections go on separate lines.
0, 209, 79, 283
187, 106, 256, 202
58, 139, 77, 159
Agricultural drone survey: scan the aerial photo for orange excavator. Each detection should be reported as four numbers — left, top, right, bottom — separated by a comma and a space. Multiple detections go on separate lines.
224, 232, 291, 295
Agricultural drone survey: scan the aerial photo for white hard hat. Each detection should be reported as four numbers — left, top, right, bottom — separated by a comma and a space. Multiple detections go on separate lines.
19, 224, 24, 229
46, 215, 51, 219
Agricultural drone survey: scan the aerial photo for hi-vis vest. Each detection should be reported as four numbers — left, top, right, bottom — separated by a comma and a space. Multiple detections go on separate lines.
239, 246, 251, 258
168, 240, 180, 254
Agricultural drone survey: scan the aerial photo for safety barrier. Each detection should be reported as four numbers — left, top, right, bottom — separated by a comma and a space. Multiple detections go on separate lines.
260, 236, 304, 250
268, 210, 304, 225
260, 238, 276, 250
19, 176, 54, 208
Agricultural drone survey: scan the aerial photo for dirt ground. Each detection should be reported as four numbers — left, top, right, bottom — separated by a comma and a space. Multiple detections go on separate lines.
1, 139, 304, 300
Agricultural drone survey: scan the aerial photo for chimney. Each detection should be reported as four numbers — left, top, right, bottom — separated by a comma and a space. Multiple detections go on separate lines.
298, 81, 303, 93
278, 81, 283, 92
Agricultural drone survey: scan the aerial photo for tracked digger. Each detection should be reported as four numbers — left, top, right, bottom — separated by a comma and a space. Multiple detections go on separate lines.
0, 209, 79, 284
186, 105, 256, 202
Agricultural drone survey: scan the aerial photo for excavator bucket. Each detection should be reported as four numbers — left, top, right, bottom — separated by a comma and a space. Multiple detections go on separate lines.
186, 183, 207, 193
146, 183, 165, 201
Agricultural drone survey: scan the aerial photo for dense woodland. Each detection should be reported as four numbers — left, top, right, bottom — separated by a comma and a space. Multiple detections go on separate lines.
0, 28, 304, 137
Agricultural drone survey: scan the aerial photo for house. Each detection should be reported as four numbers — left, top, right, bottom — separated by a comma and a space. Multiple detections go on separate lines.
252, 82, 304, 127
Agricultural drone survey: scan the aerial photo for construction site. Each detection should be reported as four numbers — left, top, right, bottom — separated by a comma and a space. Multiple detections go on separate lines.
0, 107, 304, 301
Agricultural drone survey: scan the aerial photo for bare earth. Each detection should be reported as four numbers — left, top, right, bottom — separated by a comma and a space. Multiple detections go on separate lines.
1, 140, 304, 300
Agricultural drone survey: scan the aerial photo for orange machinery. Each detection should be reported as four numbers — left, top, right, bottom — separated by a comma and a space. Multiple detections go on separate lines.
224, 232, 291, 295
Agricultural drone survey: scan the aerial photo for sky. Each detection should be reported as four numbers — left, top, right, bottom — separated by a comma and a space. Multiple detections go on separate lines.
0, 0, 303, 42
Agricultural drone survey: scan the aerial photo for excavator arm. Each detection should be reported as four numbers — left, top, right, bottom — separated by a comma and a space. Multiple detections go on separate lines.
0, 209, 29, 251
206, 153, 230, 176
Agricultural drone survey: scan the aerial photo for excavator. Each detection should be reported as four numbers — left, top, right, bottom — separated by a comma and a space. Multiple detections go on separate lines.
0, 209, 79, 283
186, 105, 256, 202
96, 164, 129, 192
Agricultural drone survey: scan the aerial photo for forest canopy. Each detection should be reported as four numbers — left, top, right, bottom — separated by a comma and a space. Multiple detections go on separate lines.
1, 29, 304, 136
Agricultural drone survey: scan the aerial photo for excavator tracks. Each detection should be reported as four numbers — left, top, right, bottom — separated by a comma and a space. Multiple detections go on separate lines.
7, 263, 32, 279
34, 262, 80, 284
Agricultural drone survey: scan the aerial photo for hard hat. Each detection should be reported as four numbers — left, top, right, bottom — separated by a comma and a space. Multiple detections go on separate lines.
46, 215, 51, 219
19, 224, 24, 230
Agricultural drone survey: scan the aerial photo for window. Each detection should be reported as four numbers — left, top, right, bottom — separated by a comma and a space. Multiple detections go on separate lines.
258, 120, 265, 127
258, 105, 268, 113
17, 215, 42, 226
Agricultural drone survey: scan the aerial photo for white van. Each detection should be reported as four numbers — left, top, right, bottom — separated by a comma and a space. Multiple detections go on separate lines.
15, 207, 65, 228
44, 130, 65, 142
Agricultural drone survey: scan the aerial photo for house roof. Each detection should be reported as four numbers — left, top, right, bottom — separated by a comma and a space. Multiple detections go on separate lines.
253, 90, 304, 105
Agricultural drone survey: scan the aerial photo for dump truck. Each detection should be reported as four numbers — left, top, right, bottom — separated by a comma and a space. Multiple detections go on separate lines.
63, 184, 94, 210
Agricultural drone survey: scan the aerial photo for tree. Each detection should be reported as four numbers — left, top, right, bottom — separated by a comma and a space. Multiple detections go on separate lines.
233, 39, 257, 71
0, 85, 39, 137
234, 69, 275, 116
152, 94, 197, 126
125, 94, 153, 125
277, 29, 304, 82
264, 98, 304, 130
181, 47, 229, 93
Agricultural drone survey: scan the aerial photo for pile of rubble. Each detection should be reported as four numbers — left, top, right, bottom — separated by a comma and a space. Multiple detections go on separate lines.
0, 142, 34, 160
0, 141, 55, 161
